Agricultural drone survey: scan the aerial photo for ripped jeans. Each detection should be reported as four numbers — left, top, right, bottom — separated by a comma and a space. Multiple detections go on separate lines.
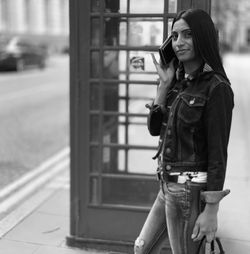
134, 181, 206, 254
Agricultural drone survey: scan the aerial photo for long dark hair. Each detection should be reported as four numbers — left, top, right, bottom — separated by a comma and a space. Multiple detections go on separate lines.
172, 9, 228, 81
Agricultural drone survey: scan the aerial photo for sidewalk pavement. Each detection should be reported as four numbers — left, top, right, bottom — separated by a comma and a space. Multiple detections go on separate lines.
0, 169, 110, 254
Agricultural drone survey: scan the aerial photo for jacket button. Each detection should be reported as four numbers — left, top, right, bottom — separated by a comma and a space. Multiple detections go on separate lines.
189, 98, 195, 104
166, 165, 171, 170
166, 148, 171, 154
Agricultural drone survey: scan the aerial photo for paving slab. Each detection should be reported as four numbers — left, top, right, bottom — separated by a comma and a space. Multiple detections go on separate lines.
33, 245, 112, 254
4, 210, 68, 246
0, 239, 39, 254
37, 189, 69, 217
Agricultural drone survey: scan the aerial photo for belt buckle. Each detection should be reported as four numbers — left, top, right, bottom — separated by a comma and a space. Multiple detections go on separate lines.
177, 174, 188, 184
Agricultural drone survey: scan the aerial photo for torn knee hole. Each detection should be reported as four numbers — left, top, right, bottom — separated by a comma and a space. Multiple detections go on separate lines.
134, 237, 145, 250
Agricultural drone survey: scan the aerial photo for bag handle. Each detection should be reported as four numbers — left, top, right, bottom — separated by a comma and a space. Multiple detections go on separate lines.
196, 236, 225, 254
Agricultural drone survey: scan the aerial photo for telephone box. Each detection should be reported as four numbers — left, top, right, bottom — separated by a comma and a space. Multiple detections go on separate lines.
67, 0, 211, 253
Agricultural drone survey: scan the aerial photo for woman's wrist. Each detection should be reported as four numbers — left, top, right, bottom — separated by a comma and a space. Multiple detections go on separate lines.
201, 189, 230, 204
154, 80, 171, 104
155, 92, 167, 105
204, 203, 219, 214
159, 79, 172, 88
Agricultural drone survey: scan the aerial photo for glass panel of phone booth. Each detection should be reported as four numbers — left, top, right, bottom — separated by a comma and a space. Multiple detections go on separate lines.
90, 51, 101, 78
89, 0, 178, 208
89, 176, 159, 206
91, 18, 100, 46
97, 0, 164, 13
101, 177, 159, 206
91, 0, 100, 12
169, 0, 178, 13
104, 18, 164, 47
129, 0, 164, 14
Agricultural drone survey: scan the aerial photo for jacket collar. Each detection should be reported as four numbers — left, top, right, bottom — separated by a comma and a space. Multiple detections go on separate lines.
176, 62, 213, 81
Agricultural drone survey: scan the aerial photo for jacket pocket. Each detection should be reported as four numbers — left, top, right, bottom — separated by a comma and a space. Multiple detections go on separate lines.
177, 94, 206, 124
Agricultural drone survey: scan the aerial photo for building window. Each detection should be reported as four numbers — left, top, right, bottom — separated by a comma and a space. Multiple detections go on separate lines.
44, 0, 51, 32
61, 0, 68, 35
24, 0, 31, 31
0, 0, 9, 30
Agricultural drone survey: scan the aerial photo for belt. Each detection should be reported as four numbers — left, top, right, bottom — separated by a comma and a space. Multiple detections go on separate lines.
157, 171, 207, 184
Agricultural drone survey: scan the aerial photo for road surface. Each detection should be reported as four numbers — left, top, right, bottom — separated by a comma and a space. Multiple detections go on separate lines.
0, 56, 69, 189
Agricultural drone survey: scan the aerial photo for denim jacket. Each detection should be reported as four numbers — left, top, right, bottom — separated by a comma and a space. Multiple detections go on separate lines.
148, 69, 234, 191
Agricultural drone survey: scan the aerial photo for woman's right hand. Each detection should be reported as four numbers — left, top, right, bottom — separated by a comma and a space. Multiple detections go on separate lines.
151, 53, 176, 105
151, 53, 176, 84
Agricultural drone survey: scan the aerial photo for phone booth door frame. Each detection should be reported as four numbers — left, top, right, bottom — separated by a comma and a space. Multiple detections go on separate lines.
67, 0, 211, 253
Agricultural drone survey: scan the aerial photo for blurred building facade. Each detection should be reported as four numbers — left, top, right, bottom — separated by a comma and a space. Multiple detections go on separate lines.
237, 1, 250, 52
0, 0, 69, 53
212, 0, 250, 52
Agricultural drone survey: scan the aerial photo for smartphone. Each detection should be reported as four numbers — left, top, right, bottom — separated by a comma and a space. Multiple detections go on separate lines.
158, 35, 176, 66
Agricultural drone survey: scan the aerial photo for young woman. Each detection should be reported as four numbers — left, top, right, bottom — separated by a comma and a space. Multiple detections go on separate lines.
134, 9, 234, 254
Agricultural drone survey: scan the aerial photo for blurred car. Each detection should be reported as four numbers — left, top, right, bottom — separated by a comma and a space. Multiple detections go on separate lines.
0, 36, 47, 71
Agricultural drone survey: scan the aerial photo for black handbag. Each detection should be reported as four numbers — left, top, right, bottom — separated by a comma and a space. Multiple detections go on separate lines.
196, 236, 225, 254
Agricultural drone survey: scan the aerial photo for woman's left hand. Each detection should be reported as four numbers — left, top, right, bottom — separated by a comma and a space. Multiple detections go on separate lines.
191, 203, 219, 243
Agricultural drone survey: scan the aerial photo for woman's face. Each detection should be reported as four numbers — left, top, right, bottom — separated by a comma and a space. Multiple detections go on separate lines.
171, 19, 200, 69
